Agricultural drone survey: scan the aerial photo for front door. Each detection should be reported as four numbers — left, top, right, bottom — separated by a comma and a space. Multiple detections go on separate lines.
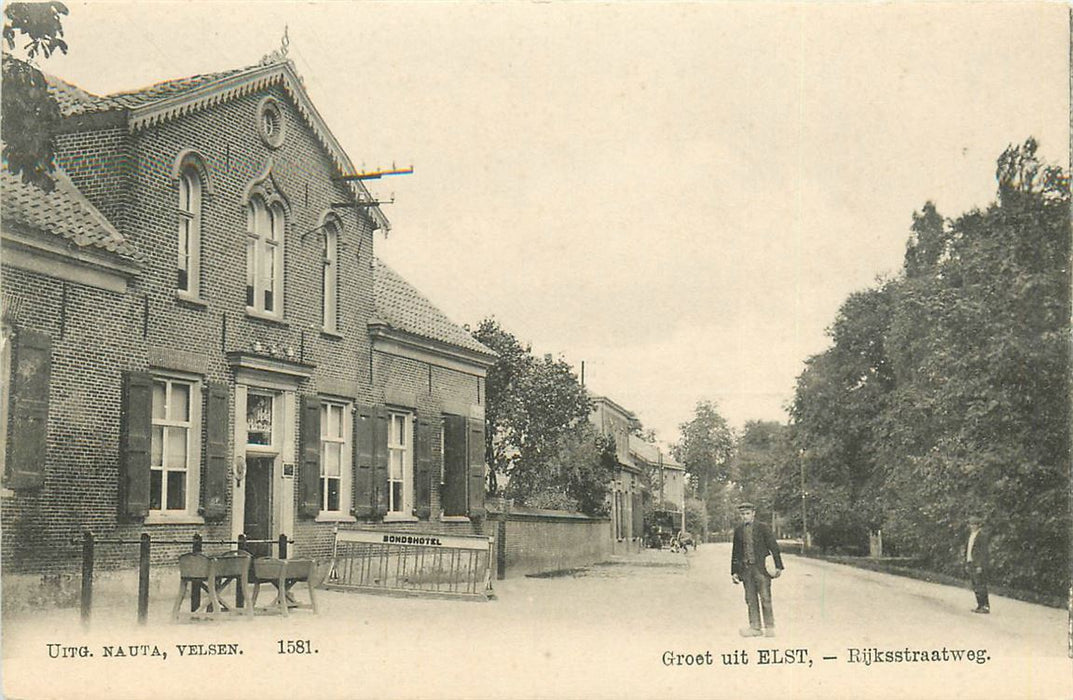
244, 456, 274, 557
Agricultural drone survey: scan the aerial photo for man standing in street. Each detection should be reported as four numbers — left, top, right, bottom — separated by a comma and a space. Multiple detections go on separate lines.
731, 502, 783, 637
966, 514, 990, 614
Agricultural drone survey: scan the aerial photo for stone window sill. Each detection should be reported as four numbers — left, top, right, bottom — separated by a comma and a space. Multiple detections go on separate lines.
383, 514, 419, 523
175, 291, 208, 309
315, 513, 357, 524
145, 512, 205, 526
440, 515, 471, 523
320, 329, 344, 341
245, 307, 289, 326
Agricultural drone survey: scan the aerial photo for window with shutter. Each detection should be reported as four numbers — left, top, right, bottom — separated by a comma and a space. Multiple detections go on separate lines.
298, 395, 321, 518
467, 417, 486, 519
386, 411, 413, 516
373, 407, 390, 517
414, 415, 432, 519
149, 377, 196, 512
6, 328, 51, 490
120, 371, 153, 518
203, 382, 229, 521
319, 400, 351, 515
352, 404, 375, 517
441, 414, 468, 517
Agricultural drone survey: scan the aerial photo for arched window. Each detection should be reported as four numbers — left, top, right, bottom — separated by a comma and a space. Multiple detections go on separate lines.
177, 168, 202, 295
246, 196, 285, 315
321, 216, 340, 331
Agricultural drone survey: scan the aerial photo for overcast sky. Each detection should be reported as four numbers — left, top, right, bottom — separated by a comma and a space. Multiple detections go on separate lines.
46, 2, 1069, 442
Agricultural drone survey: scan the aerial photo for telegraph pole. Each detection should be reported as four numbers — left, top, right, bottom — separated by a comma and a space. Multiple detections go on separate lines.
800, 449, 809, 552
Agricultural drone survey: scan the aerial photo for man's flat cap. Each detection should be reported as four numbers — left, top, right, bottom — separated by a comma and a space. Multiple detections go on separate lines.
737, 502, 756, 511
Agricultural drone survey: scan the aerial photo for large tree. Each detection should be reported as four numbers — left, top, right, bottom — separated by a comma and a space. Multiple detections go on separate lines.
733, 420, 793, 519
789, 284, 895, 552
877, 139, 1069, 593
470, 318, 599, 511
2, 2, 68, 192
673, 400, 734, 529
789, 139, 1070, 595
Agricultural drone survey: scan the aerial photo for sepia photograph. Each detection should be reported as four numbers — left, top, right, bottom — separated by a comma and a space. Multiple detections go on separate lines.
1, 2, 1070, 699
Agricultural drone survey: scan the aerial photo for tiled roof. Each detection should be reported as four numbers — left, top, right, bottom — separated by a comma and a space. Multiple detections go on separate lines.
628, 434, 683, 469
0, 166, 143, 263
43, 59, 390, 233
46, 67, 248, 117
373, 258, 494, 357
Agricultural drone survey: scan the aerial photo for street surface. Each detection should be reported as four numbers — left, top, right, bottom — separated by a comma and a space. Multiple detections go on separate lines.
3, 543, 1070, 700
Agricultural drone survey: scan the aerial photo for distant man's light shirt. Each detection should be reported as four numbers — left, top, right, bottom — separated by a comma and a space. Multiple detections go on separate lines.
967, 529, 979, 562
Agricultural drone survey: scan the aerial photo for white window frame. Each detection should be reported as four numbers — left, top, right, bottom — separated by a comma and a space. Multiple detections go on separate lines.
321, 217, 339, 332
387, 411, 413, 515
149, 375, 202, 516
246, 196, 285, 318
320, 400, 351, 515
177, 168, 202, 297
245, 388, 280, 453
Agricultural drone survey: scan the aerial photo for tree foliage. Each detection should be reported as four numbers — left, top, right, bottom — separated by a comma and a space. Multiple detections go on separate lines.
787, 139, 1070, 594
733, 420, 794, 515
522, 423, 616, 516
673, 400, 734, 500
470, 318, 603, 512
2, 2, 68, 192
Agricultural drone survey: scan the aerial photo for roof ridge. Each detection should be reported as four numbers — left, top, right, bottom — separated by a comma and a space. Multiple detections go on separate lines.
98, 63, 259, 100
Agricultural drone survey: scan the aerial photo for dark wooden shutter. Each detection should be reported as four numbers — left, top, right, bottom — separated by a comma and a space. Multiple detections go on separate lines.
632, 492, 644, 538
352, 404, 375, 517
202, 382, 229, 521
120, 371, 152, 518
298, 395, 321, 518
442, 414, 467, 517
467, 417, 486, 518
7, 329, 51, 489
373, 406, 389, 517
414, 414, 432, 519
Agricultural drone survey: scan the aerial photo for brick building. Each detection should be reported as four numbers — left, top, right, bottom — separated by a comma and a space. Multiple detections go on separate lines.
629, 436, 686, 536
589, 395, 645, 554
1, 55, 495, 574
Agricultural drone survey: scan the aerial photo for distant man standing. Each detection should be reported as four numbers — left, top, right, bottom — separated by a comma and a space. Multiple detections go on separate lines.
966, 515, 990, 614
731, 502, 783, 637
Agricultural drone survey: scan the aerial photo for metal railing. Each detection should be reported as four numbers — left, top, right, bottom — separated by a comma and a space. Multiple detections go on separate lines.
326, 529, 493, 600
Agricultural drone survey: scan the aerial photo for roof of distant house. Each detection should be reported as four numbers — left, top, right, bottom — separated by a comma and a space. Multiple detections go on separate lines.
372, 258, 495, 358
0, 166, 143, 263
628, 434, 683, 470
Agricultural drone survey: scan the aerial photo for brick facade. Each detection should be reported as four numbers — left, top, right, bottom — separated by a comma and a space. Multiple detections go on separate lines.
1, 59, 495, 575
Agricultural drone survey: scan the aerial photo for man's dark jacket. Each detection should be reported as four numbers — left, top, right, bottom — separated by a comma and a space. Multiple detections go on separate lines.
731, 522, 784, 577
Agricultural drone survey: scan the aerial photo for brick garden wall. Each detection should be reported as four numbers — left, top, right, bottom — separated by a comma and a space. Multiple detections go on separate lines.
488, 504, 611, 578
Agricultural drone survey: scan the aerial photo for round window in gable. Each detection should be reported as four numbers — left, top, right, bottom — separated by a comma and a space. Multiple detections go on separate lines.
257, 97, 286, 149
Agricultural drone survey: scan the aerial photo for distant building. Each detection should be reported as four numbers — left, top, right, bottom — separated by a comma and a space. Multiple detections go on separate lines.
629, 436, 686, 535
589, 395, 644, 553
